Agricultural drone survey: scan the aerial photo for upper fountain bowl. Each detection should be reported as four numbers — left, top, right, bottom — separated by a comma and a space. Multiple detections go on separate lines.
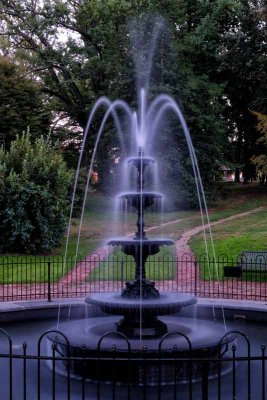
127, 156, 155, 169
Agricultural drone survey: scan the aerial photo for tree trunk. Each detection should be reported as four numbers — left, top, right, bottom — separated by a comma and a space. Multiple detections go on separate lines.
234, 168, 240, 183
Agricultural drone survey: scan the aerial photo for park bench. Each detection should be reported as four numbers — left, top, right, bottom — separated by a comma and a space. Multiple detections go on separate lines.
223, 251, 267, 277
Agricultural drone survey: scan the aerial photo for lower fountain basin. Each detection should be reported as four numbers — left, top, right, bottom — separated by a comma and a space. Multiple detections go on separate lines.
48, 316, 231, 352
0, 302, 265, 399
47, 316, 236, 385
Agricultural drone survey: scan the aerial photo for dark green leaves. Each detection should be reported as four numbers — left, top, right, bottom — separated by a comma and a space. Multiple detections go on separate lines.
0, 133, 73, 254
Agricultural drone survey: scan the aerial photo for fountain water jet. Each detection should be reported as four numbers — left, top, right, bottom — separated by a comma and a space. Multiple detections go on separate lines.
48, 89, 236, 385
50, 14, 233, 386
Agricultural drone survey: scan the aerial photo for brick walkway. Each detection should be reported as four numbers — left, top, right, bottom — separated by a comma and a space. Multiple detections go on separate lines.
1, 206, 266, 302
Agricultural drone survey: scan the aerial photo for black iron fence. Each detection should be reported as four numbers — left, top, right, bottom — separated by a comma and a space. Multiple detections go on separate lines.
0, 253, 267, 302
0, 327, 266, 399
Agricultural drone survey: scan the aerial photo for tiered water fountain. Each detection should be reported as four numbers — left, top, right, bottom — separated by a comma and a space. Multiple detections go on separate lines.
85, 147, 196, 338
48, 142, 235, 385
46, 21, 236, 382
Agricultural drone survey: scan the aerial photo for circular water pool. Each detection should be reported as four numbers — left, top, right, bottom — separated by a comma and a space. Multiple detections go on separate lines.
0, 311, 265, 400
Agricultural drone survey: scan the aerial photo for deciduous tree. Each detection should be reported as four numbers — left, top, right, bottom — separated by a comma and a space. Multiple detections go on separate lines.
0, 57, 50, 148
0, 133, 72, 253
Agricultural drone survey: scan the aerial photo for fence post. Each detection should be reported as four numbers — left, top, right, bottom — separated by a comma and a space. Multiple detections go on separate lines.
201, 358, 209, 400
47, 261, 52, 302
194, 260, 198, 296
121, 260, 124, 290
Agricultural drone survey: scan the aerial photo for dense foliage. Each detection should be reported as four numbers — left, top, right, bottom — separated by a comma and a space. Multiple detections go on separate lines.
0, 0, 266, 205
251, 113, 267, 185
0, 57, 51, 149
0, 133, 72, 253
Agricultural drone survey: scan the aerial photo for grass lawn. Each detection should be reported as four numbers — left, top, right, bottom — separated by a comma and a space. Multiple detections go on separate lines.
1, 183, 267, 284
0, 196, 193, 284
0, 237, 94, 284
190, 205, 267, 280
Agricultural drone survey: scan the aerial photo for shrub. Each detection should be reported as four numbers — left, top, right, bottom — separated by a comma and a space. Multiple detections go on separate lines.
0, 133, 73, 253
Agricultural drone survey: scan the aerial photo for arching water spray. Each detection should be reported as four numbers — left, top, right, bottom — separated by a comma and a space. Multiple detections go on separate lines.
57, 99, 133, 329
146, 94, 226, 329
